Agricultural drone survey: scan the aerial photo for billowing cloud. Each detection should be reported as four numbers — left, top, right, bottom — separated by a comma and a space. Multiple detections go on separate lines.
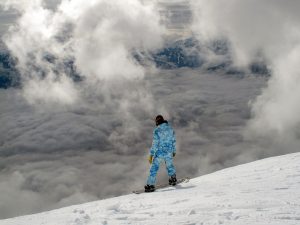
1, 0, 165, 105
192, 0, 300, 150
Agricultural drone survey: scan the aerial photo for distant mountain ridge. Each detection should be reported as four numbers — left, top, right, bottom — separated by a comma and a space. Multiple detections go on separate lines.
0, 48, 20, 89
0, 37, 270, 89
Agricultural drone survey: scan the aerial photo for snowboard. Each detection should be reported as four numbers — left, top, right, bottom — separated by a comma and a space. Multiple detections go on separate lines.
133, 177, 190, 194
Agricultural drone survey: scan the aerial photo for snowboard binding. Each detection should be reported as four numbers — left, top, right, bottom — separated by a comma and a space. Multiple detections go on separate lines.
144, 184, 155, 192
169, 174, 177, 186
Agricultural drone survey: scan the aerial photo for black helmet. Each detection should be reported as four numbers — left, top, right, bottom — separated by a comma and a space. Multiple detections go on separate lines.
155, 115, 166, 126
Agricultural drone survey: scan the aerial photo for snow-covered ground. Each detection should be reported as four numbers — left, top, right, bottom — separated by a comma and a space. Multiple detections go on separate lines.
1, 152, 300, 225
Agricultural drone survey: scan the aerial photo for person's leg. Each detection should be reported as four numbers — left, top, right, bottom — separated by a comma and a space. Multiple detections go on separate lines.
164, 153, 176, 177
146, 156, 162, 185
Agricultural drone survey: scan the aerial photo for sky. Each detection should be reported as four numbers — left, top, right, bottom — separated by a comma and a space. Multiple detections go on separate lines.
1, 0, 300, 220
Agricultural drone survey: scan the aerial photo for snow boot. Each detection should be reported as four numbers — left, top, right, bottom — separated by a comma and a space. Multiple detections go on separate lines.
144, 184, 155, 192
169, 174, 177, 186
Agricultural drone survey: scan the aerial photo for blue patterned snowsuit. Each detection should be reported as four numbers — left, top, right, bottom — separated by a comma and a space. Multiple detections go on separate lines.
146, 122, 176, 185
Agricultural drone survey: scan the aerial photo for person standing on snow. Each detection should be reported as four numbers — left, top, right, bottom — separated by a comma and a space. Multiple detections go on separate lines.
145, 115, 177, 192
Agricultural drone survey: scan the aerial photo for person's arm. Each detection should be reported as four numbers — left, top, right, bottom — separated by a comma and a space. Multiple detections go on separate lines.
150, 129, 159, 157
172, 130, 176, 156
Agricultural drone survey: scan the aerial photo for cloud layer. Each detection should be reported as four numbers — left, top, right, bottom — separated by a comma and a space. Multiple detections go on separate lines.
0, 70, 265, 219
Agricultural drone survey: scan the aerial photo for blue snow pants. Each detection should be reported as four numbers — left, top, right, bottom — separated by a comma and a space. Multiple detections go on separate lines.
146, 153, 176, 185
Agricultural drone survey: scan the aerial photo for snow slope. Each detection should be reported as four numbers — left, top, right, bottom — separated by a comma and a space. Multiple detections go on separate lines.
1, 152, 300, 225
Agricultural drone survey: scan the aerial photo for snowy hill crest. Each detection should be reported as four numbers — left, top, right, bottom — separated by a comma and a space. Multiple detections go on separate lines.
1, 152, 300, 225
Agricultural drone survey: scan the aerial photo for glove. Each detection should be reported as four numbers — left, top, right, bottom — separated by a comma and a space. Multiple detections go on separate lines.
173, 152, 176, 157
148, 155, 153, 164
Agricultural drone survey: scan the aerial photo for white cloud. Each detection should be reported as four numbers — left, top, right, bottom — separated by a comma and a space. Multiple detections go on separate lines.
1, 0, 165, 105
192, 0, 300, 148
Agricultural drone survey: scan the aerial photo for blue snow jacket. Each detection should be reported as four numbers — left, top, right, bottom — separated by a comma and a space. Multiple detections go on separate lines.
150, 121, 176, 157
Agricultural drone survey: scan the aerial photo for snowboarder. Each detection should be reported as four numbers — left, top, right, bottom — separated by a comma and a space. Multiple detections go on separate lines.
145, 115, 177, 192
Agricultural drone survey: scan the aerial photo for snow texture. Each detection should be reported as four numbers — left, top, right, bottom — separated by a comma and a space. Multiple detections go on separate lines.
1, 152, 300, 225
